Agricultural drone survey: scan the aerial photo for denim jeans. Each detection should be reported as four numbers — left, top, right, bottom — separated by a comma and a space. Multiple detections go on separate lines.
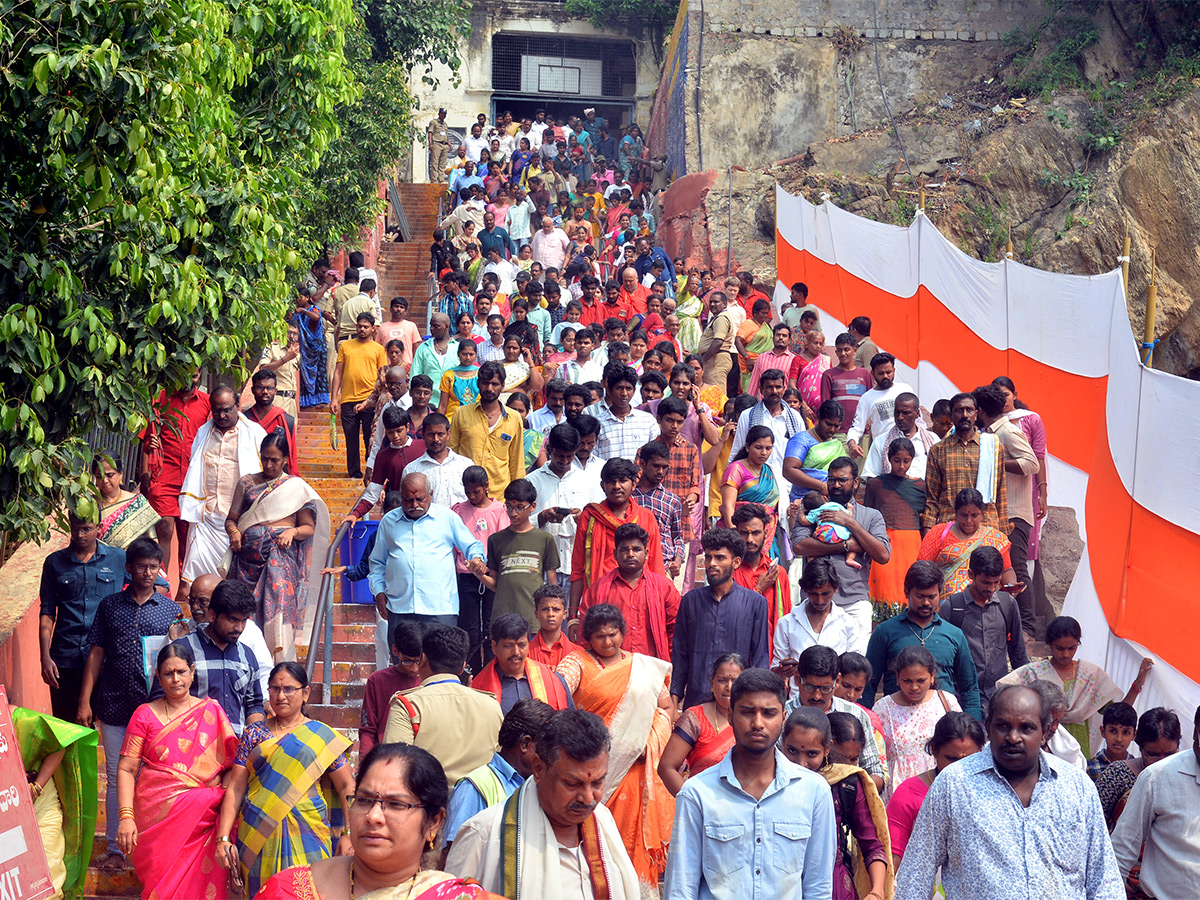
100, 722, 127, 856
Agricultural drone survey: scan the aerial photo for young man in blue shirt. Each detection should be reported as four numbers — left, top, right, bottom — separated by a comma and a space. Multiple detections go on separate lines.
665, 668, 835, 900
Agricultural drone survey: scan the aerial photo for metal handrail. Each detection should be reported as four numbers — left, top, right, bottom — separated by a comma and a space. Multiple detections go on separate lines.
305, 520, 353, 693
387, 178, 412, 243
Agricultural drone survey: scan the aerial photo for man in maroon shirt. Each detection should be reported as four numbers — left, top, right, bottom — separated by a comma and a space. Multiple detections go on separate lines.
358, 617, 424, 757
579, 522, 679, 661
140, 369, 210, 568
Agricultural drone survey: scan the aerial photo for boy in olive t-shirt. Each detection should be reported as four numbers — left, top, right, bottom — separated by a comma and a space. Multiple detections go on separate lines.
480, 478, 559, 625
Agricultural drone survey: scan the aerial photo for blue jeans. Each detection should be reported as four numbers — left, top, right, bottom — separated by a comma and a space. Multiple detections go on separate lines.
100, 722, 127, 856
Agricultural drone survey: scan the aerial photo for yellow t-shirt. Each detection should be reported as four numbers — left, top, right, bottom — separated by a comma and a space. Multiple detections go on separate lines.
337, 338, 387, 404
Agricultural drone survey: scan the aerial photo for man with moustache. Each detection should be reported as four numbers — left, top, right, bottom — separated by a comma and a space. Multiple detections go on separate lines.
862, 560, 982, 721
471, 613, 574, 712
447, 709, 641, 900
731, 503, 793, 649
896, 684, 1122, 900
862, 392, 939, 480
790, 457, 890, 644
922, 391, 1008, 533
670, 529, 770, 711
664, 668, 835, 900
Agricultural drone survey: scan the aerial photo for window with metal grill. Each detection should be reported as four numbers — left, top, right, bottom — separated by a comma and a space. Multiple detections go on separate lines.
491, 33, 637, 99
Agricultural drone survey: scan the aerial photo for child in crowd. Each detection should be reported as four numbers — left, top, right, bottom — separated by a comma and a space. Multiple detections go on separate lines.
783, 387, 804, 413
1087, 701, 1138, 782
480, 478, 560, 624
452, 467, 510, 670
872, 645, 961, 800
835, 652, 889, 777
527, 584, 580, 667
438, 339, 480, 417
801, 490, 861, 569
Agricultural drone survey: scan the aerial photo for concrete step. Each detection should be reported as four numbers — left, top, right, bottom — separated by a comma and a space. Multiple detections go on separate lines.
312, 659, 376, 683
306, 703, 364, 730
310, 680, 368, 705
333, 602, 379, 624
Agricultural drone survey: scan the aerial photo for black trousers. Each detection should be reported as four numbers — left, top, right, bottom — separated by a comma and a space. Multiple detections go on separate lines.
49, 666, 84, 722
458, 572, 495, 676
340, 401, 372, 477
1008, 518, 1035, 633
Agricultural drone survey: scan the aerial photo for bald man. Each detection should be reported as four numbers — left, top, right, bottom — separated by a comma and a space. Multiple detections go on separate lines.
368, 473, 487, 637
177, 387, 266, 605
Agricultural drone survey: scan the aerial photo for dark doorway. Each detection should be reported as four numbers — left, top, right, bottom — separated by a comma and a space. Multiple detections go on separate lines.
490, 97, 634, 132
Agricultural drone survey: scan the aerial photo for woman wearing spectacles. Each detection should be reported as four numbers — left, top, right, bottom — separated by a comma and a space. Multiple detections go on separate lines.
215, 662, 355, 897
257, 743, 503, 900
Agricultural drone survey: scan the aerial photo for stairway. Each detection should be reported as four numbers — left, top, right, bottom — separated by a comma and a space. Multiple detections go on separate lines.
82, 407, 380, 898
376, 182, 445, 332
295, 404, 381, 743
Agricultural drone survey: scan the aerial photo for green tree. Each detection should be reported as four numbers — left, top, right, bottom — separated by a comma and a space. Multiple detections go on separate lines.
0, 0, 357, 541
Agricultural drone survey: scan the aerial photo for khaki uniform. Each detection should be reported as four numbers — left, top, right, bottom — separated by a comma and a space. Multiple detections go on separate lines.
428, 117, 451, 182
383, 674, 503, 784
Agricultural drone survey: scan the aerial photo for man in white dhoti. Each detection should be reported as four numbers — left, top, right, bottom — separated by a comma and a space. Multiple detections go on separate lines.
177, 385, 266, 606
446, 708, 640, 900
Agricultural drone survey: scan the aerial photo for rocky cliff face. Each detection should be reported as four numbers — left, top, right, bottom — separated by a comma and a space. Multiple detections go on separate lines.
768, 81, 1200, 378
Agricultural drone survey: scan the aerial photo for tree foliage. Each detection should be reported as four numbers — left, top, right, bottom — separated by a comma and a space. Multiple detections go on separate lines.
563, 0, 678, 30
361, 0, 472, 85
0, 0, 357, 540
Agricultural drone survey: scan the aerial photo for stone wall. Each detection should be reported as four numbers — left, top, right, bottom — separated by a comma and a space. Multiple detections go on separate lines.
652, 0, 1046, 174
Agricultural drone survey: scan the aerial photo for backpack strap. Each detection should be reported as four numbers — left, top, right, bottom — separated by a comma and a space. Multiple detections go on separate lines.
944, 591, 968, 630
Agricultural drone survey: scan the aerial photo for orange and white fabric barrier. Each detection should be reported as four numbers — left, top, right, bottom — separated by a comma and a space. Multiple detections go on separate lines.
774, 185, 1199, 713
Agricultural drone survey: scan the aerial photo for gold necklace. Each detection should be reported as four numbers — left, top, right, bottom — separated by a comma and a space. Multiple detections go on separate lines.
270, 715, 305, 737
163, 696, 195, 721
351, 865, 417, 900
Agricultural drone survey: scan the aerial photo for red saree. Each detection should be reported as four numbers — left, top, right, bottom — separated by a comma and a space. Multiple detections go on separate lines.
258, 866, 502, 900
121, 698, 238, 900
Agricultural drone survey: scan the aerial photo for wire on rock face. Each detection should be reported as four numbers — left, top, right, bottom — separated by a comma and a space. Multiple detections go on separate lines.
872, 0, 915, 191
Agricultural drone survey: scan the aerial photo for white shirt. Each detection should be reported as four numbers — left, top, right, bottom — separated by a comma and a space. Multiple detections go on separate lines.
529, 121, 549, 145
402, 449, 472, 507
604, 182, 628, 200
357, 267, 379, 286
517, 126, 540, 150
463, 135, 490, 163
507, 198, 535, 241
862, 424, 936, 480
847, 382, 915, 443
772, 602, 864, 673
557, 356, 604, 385
1111, 747, 1200, 900
528, 405, 566, 436
526, 463, 604, 577
239, 619, 272, 700
1046, 727, 1087, 772
483, 259, 519, 294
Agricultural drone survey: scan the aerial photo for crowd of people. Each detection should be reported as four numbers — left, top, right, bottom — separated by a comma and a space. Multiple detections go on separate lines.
22, 101, 1200, 900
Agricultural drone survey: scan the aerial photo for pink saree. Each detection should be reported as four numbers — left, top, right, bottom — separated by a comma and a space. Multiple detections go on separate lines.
122, 698, 239, 900
798, 354, 830, 409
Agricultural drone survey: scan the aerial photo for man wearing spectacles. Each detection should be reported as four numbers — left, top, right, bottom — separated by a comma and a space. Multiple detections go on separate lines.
359, 619, 426, 758
784, 645, 888, 793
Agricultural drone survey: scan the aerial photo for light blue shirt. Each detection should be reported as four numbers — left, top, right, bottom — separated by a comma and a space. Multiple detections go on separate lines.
444, 752, 524, 844
527, 405, 565, 436
367, 505, 485, 615
526, 306, 552, 349
894, 749, 1123, 900
664, 748, 835, 900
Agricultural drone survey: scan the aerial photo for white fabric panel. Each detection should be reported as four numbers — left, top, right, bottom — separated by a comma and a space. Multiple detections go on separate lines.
775, 186, 837, 266
1006, 263, 1121, 378
916, 215, 1009, 352
1045, 458, 1090, 546
1065, 552, 1200, 720
1131, 367, 1200, 534
824, 202, 920, 298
